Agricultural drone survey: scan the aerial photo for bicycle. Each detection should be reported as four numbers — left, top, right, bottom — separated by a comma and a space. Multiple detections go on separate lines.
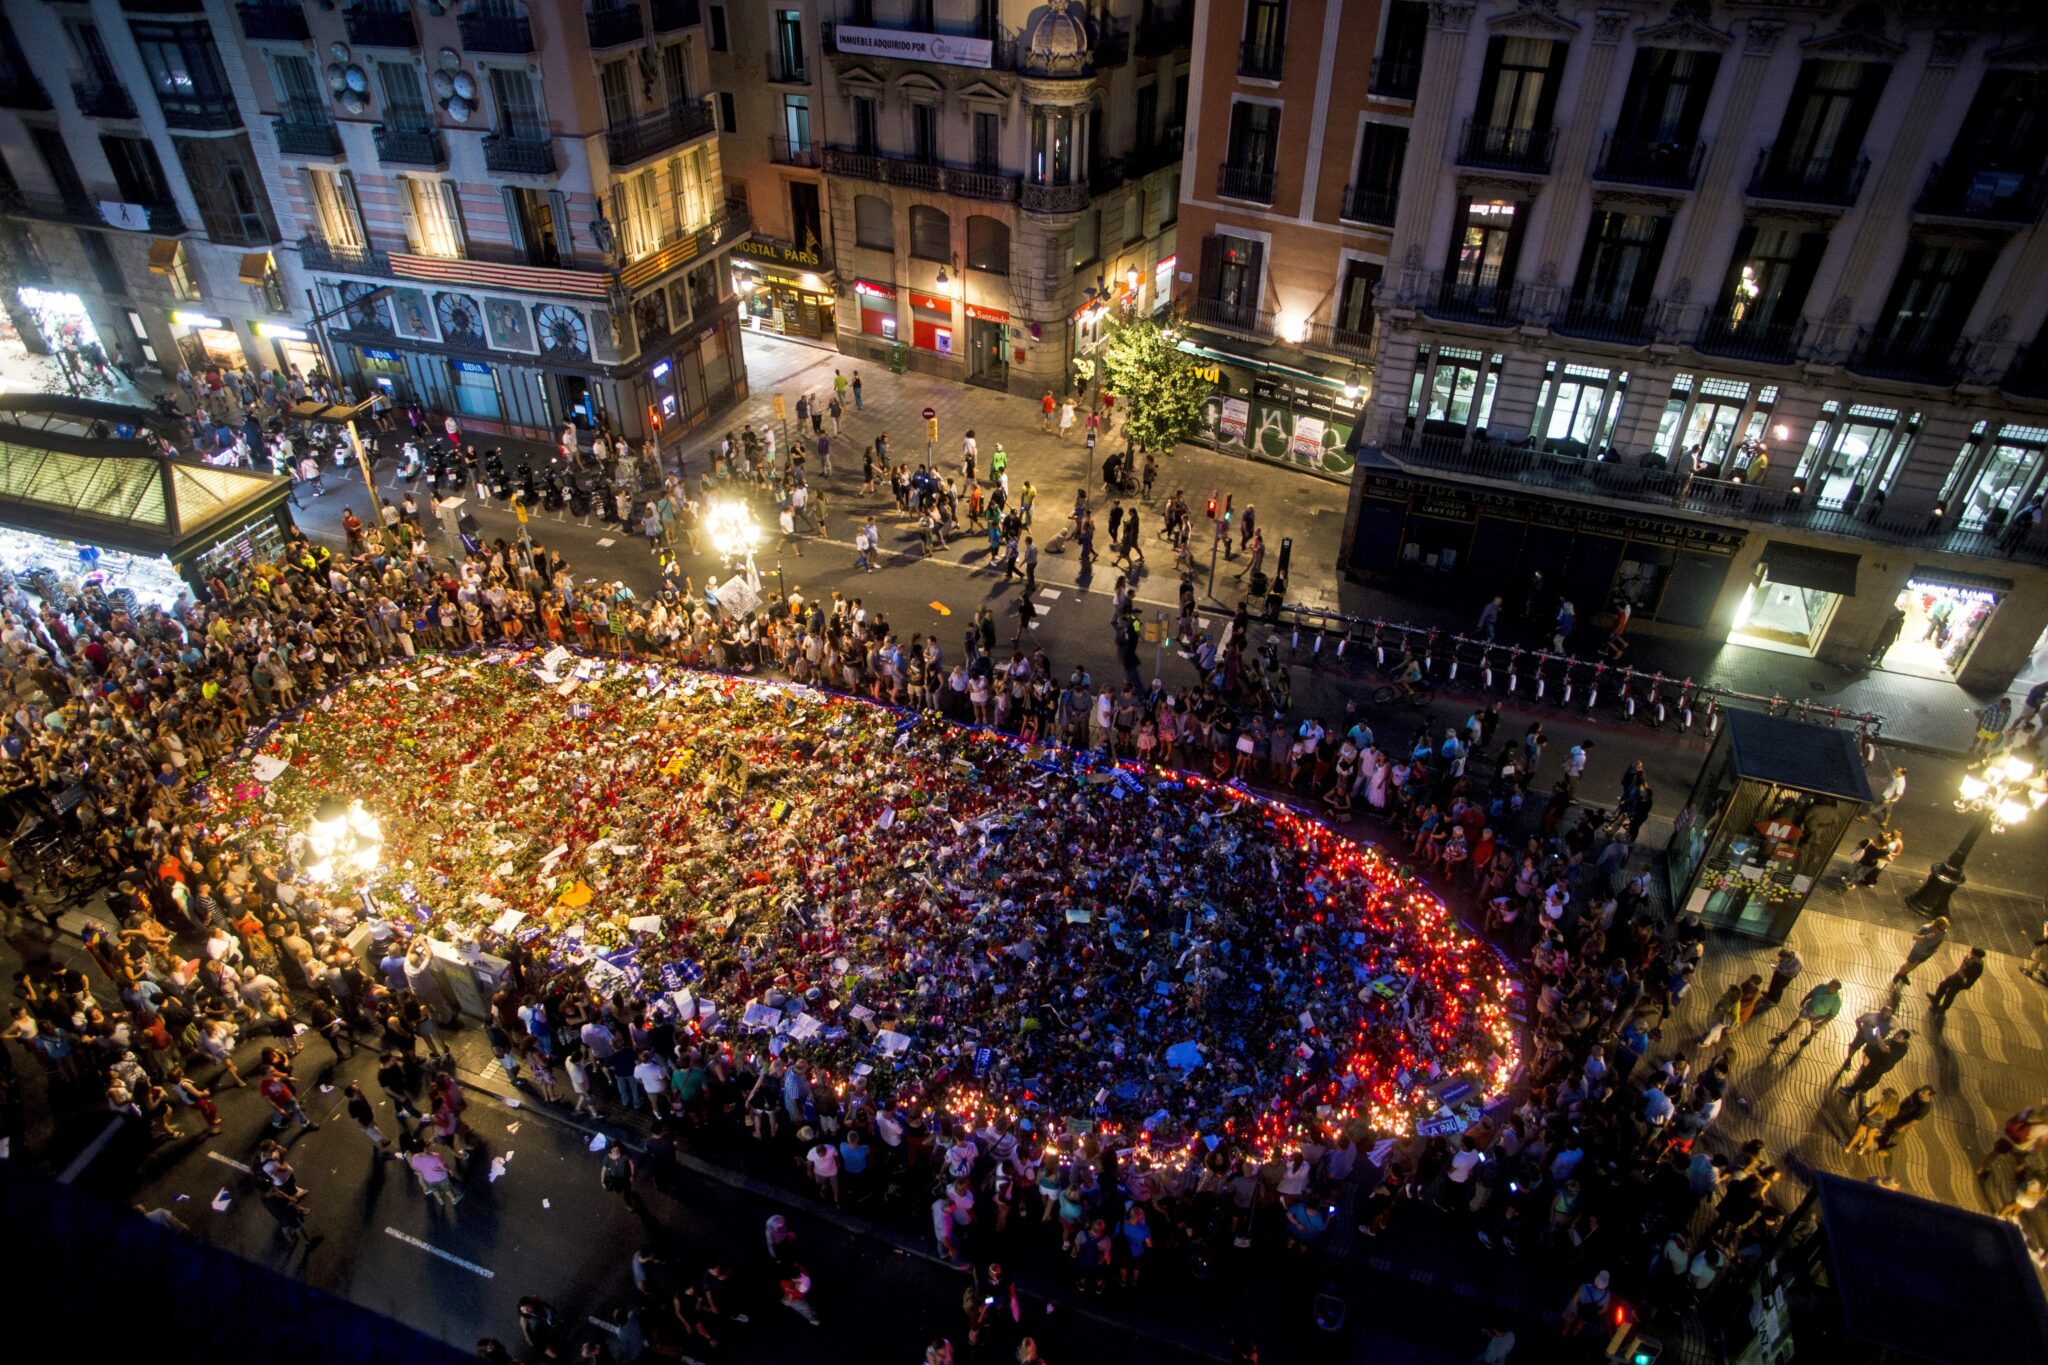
1372, 681, 1437, 709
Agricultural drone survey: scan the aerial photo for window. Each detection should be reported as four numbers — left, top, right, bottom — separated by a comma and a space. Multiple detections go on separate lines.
504, 186, 570, 266
718, 91, 736, 133
708, 4, 727, 51
1201, 233, 1263, 317
1448, 200, 1519, 301
303, 167, 365, 247
1126, 190, 1145, 244
1071, 207, 1098, 270
403, 177, 467, 259
488, 66, 544, 139
1134, 84, 1157, 150
158, 238, 199, 301
378, 61, 431, 128
772, 9, 805, 83
1534, 362, 1621, 452
72, 23, 118, 84
1335, 258, 1378, 338
1348, 122, 1406, 221
1613, 47, 1719, 148
1242, 0, 1286, 65
909, 205, 949, 262
1374, 2, 1427, 95
854, 193, 893, 250
853, 96, 879, 155
912, 103, 938, 164
273, 53, 326, 121
1714, 225, 1825, 329
972, 111, 999, 171
1413, 347, 1497, 428
1772, 59, 1889, 180
1868, 241, 1993, 356
1034, 107, 1079, 184
79, 230, 124, 295
173, 135, 278, 246
1164, 171, 1179, 225
102, 136, 173, 206
131, 21, 234, 118
600, 60, 633, 129
661, 43, 691, 106
910, 0, 934, 29
965, 215, 1008, 274
789, 180, 822, 253
1569, 210, 1668, 315
783, 94, 812, 152
29, 129, 86, 206
1477, 36, 1564, 133
1935, 70, 2048, 213
1226, 101, 1278, 172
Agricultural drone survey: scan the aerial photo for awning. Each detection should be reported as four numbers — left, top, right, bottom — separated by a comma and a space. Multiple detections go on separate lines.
1760, 540, 1860, 596
237, 252, 272, 285
147, 240, 180, 275
1909, 566, 2013, 594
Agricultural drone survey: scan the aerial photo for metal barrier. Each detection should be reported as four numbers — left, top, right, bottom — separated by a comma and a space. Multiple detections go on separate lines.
1260, 602, 1886, 743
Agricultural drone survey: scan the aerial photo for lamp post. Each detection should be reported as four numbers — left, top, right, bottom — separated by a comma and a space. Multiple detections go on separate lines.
302, 284, 396, 508
1904, 754, 2046, 914
303, 794, 384, 887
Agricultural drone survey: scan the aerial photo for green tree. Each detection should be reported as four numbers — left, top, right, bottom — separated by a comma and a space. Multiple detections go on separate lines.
1099, 318, 1211, 457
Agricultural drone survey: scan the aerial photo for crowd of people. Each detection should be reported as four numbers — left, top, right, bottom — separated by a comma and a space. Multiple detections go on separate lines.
3, 357, 2043, 1365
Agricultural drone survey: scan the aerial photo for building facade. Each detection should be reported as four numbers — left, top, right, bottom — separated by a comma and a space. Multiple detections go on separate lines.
0, 0, 753, 447
1178, 0, 1422, 479
773, 0, 1191, 396
0, 0, 298, 388
1352, 0, 2048, 693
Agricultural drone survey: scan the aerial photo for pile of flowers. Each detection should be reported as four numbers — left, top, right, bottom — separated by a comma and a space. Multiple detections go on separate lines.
212, 651, 1521, 1157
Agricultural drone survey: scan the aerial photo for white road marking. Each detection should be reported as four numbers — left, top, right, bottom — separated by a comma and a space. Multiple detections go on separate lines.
384, 1226, 496, 1278
1039, 589, 1062, 600
595, 537, 617, 547
207, 1151, 254, 1174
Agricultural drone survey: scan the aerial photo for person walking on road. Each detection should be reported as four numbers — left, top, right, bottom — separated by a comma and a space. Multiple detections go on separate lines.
1870, 766, 1907, 827
1977, 1106, 2048, 1179
1834, 1004, 1895, 1077
601, 1140, 640, 1212
1767, 978, 1842, 1050
1841, 1028, 1912, 1098
1041, 390, 1056, 433
1023, 537, 1038, 594
1893, 917, 1949, 985
851, 371, 863, 409
1764, 946, 1803, 1004
1477, 595, 1503, 642
1928, 946, 1987, 1011
1060, 397, 1077, 442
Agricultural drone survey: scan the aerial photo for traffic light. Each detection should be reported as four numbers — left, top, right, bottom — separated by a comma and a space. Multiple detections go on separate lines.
1206, 496, 1219, 520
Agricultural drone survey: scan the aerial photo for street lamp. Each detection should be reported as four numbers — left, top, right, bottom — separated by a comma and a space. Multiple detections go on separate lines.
303, 794, 383, 886
1904, 753, 2047, 914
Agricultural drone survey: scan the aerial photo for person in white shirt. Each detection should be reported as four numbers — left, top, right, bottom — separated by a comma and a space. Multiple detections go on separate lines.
632, 1050, 669, 1114
806, 1133, 842, 1204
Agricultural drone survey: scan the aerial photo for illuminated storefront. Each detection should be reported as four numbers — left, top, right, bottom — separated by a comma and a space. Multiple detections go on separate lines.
732, 237, 833, 343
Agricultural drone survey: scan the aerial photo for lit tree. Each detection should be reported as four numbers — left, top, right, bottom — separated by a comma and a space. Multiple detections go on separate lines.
1100, 318, 1211, 458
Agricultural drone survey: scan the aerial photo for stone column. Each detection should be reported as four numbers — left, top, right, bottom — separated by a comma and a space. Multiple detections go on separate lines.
1665, 19, 1785, 317
1533, 8, 1632, 304
1385, 1, 1476, 302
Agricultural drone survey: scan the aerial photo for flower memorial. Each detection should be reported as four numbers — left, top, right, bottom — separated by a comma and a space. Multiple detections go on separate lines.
213, 651, 1521, 1157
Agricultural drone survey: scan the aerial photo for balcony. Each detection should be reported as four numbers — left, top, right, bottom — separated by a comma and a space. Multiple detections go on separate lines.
1238, 41, 1284, 79
299, 235, 391, 275
1695, 311, 1805, 364
156, 97, 241, 131
651, 0, 700, 30
1188, 295, 1275, 337
1301, 319, 1374, 357
1022, 181, 1091, 214
0, 185, 183, 234
607, 97, 716, 166
1368, 55, 1421, 100
1216, 162, 1275, 204
1089, 17, 1129, 68
1554, 295, 1656, 345
71, 77, 137, 120
587, 4, 645, 49
1425, 271, 1520, 327
1340, 183, 1397, 227
484, 133, 556, 175
1915, 160, 2045, 224
0, 72, 52, 111
768, 135, 819, 168
1380, 433, 2048, 567
373, 122, 446, 167
822, 147, 1020, 202
344, 4, 418, 47
1748, 145, 1868, 207
273, 114, 342, 158
1458, 121, 1556, 175
458, 11, 534, 53
1594, 132, 1704, 190
1847, 323, 1967, 386
2002, 344, 2048, 399
1126, 136, 1182, 179
236, 2, 309, 41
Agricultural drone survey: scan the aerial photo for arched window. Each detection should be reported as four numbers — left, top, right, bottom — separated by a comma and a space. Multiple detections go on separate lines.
965, 215, 1010, 274
854, 194, 894, 250
909, 205, 951, 262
